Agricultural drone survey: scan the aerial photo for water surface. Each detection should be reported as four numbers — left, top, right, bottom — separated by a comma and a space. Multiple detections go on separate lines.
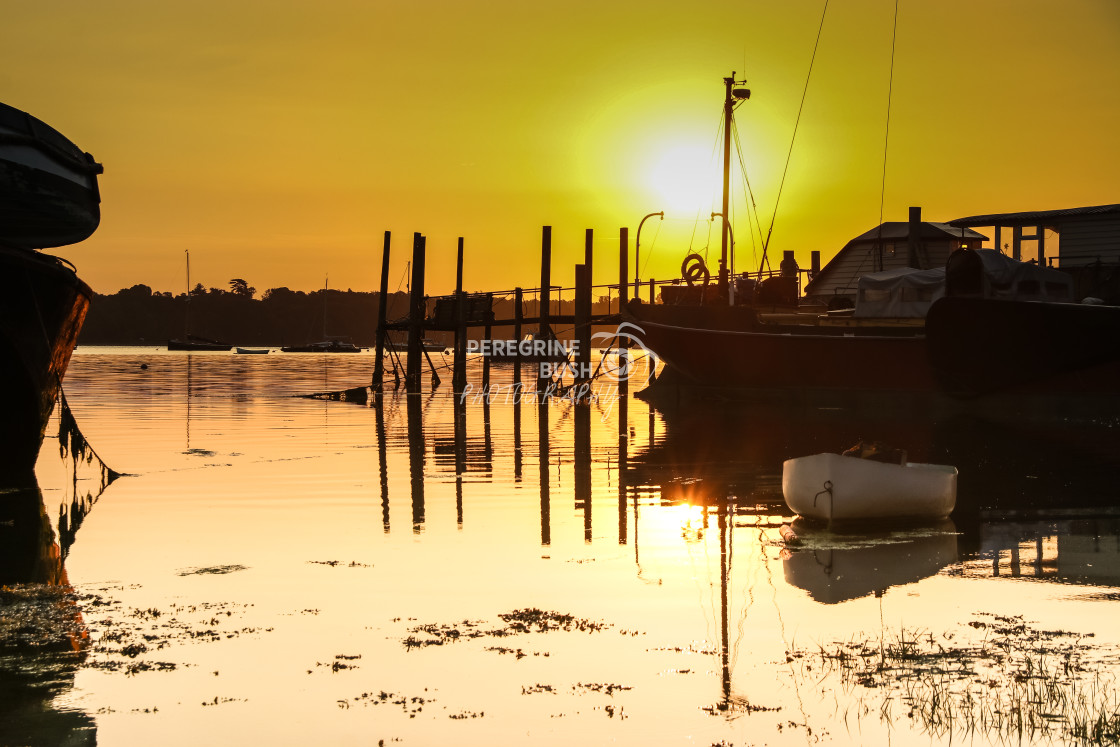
6, 347, 1120, 745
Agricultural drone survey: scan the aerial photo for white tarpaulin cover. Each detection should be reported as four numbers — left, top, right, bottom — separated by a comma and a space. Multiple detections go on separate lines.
854, 267, 946, 318
854, 250, 1075, 318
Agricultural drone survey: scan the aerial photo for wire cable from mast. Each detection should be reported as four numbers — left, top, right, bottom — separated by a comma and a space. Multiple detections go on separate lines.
758, 0, 831, 274
876, 0, 901, 271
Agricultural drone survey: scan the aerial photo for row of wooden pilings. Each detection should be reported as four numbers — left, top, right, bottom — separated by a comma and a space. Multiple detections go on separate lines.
359, 227, 650, 549
371, 225, 651, 396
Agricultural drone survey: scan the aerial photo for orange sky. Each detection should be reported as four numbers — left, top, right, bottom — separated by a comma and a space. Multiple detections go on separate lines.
6, 0, 1119, 296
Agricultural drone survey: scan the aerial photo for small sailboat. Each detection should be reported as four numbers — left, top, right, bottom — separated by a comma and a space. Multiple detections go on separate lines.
782, 451, 957, 523
281, 276, 361, 353
167, 250, 231, 351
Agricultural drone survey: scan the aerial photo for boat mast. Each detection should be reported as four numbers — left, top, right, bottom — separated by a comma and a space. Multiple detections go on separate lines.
184, 249, 191, 338
720, 74, 750, 299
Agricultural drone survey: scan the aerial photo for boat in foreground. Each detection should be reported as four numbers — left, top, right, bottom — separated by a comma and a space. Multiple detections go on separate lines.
1, 102, 100, 475
0, 248, 91, 474
782, 452, 957, 523
0, 102, 103, 249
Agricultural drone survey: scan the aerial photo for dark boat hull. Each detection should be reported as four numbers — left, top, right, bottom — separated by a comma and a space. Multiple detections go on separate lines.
625, 300, 935, 394
0, 248, 91, 476
927, 297, 1120, 397
167, 339, 231, 352
0, 102, 103, 249
281, 343, 361, 353
626, 295, 1120, 420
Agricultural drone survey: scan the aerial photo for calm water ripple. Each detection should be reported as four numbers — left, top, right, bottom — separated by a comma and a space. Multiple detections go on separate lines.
3, 346, 1119, 745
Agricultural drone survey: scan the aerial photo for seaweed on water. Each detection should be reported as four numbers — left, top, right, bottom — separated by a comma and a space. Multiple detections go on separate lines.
57, 390, 121, 489
402, 609, 613, 650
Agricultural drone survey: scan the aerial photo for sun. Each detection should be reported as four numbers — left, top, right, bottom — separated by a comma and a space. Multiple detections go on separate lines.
647, 143, 721, 215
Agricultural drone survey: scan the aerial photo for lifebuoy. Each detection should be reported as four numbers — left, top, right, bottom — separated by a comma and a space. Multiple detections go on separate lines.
681, 253, 711, 287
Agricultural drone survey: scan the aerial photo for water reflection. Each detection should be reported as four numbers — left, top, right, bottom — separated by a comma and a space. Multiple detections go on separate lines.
407, 392, 424, 532
0, 477, 96, 745
956, 517, 1120, 586
30, 351, 1120, 743
539, 399, 550, 546
781, 519, 959, 604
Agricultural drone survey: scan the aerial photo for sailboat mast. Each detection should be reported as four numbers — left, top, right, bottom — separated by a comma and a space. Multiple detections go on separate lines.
720, 75, 734, 294
720, 74, 750, 299
184, 249, 191, 338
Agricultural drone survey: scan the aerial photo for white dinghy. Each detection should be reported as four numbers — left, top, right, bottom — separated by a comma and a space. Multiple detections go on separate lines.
782, 452, 957, 523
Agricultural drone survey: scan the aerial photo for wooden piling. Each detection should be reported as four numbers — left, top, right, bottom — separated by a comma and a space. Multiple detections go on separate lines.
483, 291, 493, 390
513, 287, 523, 387
453, 236, 467, 392
619, 227, 628, 309
575, 263, 591, 389
618, 226, 629, 395
406, 233, 426, 392
649, 278, 655, 304
538, 226, 552, 394
372, 230, 391, 392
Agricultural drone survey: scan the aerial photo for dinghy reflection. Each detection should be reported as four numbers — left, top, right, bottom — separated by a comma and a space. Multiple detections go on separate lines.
780, 519, 959, 604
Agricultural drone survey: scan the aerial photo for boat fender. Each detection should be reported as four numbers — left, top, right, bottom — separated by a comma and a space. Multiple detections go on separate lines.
779, 524, 799, 544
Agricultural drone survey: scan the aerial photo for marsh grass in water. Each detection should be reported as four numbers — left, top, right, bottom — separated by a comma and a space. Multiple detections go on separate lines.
402, 608, 612, 650
794, 613, 1120, 743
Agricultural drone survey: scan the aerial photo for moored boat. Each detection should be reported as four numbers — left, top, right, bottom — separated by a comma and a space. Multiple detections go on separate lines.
386, 338, 447, 354
0, 101, 100, 476
281, 338, 361, 353
0, 102, 103, 249
782, 452, 957, 523
168, 335, 231, 352
0, 248, 92, 475
235, 347, 269, 355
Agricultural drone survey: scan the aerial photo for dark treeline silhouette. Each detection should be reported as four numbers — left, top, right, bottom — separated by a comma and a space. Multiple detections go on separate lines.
79, 284, 410, 346
78, 282, 625, 346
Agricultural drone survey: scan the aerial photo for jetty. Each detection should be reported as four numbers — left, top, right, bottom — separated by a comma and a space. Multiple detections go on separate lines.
372, 226, 657, 395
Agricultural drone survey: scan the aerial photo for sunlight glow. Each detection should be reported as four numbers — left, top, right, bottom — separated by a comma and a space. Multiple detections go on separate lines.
648, 144, 720, 215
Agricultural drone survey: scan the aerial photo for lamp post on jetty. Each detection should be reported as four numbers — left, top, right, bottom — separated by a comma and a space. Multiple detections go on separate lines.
635, 211, 663, 299
710, 212, 736, 279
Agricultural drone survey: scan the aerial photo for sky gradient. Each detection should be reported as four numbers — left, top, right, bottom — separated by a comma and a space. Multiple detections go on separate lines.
6, 0, 1119, 296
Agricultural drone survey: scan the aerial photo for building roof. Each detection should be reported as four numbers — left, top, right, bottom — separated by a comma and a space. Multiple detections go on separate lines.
804, 221, 985, 298
846, 221, 986, 243
949, 204, 1120, 228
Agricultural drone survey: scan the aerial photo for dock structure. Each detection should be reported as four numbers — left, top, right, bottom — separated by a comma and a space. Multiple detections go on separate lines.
373, 225, 642, 396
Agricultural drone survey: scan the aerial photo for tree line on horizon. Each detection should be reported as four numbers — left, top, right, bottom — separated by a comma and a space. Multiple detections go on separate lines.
77, 281, 621, 346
